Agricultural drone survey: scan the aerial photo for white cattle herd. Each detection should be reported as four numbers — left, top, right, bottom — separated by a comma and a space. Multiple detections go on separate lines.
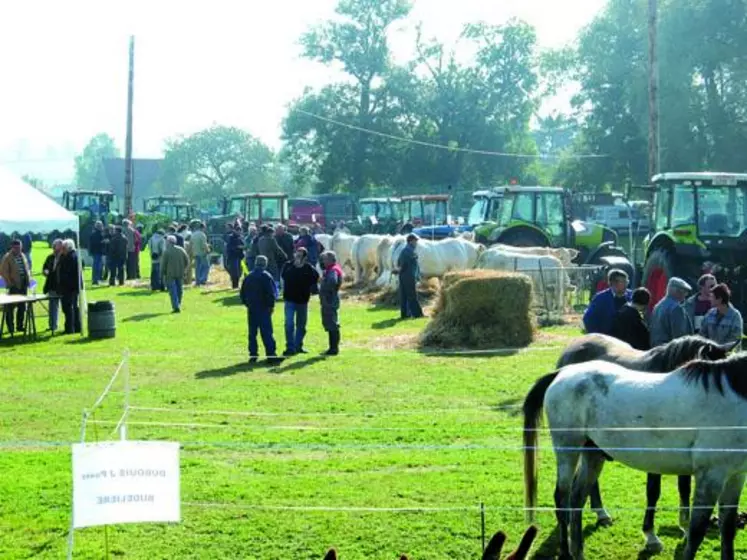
314, 231, 580, 311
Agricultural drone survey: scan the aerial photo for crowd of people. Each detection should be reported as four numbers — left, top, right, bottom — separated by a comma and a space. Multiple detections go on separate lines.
584, 268, 744, 351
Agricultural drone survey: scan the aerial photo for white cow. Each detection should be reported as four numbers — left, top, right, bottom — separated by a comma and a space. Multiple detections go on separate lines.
386, 237, 484, 287
376, 235, 405, 287
351, 234, 386, 284
311, 232, 357, 276
492, 244, 580, 267
476, 247, 574, 312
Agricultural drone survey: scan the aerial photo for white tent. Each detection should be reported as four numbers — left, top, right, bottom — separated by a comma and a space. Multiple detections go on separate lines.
0, 166, 86, 336
0, 166, 79, 235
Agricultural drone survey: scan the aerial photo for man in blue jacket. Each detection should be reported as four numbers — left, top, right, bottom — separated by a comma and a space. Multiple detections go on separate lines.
583, 268, 632, 335
240, 255, 281, 363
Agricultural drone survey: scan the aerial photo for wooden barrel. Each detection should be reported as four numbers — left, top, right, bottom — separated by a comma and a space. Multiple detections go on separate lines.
88, 301, 116, 340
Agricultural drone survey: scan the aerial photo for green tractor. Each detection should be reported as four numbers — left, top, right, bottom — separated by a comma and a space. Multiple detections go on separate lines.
479, 186, 628, 267
57, 190, 121, 250
350, 197, 403, 235
470, 188, 508, 243
640, 172, 747, 319
143, 195, 196, 223
139, 195, 198, 238
207, 192, 289, 254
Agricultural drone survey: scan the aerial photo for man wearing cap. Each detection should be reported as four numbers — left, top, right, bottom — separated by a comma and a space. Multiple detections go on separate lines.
650, 276, 694, 347
395, 233, 424, 319
240, 255, 280, 363
583, 269, 632, 335
0, 239, 31, 334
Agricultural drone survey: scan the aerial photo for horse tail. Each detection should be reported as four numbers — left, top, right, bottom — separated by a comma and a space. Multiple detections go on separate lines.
523, 371, 559, 522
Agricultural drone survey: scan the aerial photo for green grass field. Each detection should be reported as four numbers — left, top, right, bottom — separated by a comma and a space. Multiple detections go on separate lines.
1, 244, 744, 559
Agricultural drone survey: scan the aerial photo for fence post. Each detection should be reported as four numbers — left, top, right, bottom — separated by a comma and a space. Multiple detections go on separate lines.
537, 260, 550, 320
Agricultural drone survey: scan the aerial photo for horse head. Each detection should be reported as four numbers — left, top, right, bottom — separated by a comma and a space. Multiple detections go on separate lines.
698, 339, 740, 361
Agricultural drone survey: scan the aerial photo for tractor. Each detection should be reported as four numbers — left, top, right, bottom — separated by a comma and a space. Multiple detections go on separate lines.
467, 188, 509, 243
400, 194, 453, 236
349, 197, 403, 235
143, 195, 196, 224
640, 172, 747, 323
316, 193, 357, 231
206, 192, 289, 254
57, 190, 121, 256
138, 195, 198, 242
479, 186, 630, 272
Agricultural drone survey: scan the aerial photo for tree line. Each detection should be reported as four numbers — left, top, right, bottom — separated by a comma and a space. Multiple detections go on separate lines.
74, 0, 747, 208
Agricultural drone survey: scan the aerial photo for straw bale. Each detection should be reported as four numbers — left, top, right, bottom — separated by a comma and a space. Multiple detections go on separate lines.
420, 270, 535, 349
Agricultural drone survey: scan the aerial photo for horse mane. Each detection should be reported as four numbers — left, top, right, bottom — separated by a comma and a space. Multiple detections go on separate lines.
681, 353, 747, 399
557, 334, 715, 372
639, 335, 715, 372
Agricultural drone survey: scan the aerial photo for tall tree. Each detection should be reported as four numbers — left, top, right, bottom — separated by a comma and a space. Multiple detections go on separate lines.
74, 133, 119, 188
299, 0, 411, 195
160, 125, 277, 207
393, 20, 540, 190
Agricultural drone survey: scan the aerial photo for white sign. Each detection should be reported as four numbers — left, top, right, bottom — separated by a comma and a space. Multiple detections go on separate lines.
72, 441, 180, 528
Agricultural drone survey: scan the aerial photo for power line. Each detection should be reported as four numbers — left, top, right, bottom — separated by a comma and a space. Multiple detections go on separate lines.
293, 108, 609, 160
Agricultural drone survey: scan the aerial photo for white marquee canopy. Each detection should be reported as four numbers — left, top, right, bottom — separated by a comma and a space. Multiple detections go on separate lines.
0, 166, 79, 235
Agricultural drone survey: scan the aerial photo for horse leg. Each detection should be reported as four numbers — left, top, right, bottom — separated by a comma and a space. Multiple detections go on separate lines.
588, 481, 612, 526
554, 450, 581, 560
570, 451, 606, 560
717, 473, 745, 560
683, 470, 725, 560
678, 474, 692, 533
640, 473, 663, 553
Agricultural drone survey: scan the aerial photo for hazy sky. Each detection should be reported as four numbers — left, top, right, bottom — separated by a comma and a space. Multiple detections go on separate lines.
0, 0, 606, 180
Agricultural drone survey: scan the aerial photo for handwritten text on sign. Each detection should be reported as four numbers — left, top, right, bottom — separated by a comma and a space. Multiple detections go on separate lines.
72, 441, 180, 528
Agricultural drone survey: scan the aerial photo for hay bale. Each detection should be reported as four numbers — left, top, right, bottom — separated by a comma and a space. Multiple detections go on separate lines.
420, 270, 535, 349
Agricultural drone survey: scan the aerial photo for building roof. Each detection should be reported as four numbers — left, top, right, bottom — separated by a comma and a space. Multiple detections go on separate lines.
94, 158, 163, 200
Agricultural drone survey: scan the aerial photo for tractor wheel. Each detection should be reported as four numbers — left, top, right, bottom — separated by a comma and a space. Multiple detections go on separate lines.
496, 228, 549, 248
641, 248, 677, 309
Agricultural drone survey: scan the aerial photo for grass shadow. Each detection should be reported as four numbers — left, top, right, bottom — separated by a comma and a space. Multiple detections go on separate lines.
491, 397, 522, 417
122, 312, 166, 323
214, 294, 244, 307
534, 520, 610, 559
65, 336, 100, 345
201, 288, 234, 295
416, 346, 520, 358
195, 360, 281, 379
371, 318, 401, 330
0, 334, 53, 346
115, 290, 155, 297
270, 355, 326, 374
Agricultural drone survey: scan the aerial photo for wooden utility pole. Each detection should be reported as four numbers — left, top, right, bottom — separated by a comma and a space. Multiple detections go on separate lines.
124, 36, 135, 217
648, 0, 659, 180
